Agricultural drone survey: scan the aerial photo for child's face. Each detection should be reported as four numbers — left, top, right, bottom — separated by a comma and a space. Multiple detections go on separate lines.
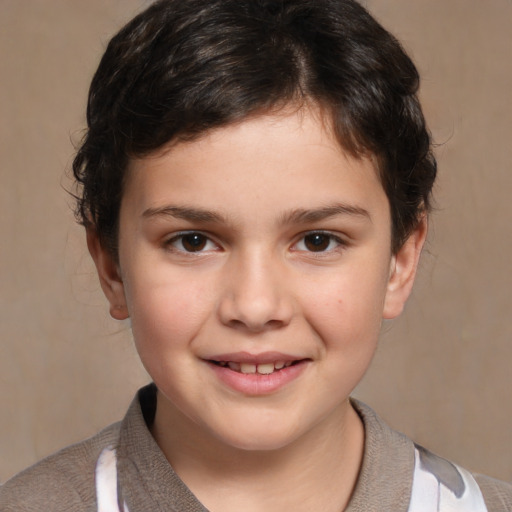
91, 107, 424, 451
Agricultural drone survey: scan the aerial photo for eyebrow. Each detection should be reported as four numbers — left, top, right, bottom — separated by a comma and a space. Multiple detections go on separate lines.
142, 203, 371, 226
279, 203, 371, 225
142, 205, 225, 223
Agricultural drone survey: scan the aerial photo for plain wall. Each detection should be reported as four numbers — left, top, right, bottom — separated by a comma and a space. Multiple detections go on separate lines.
1, 0, 511, 482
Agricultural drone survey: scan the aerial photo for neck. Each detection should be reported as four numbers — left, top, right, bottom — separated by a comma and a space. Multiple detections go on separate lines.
151, 392, 364, 512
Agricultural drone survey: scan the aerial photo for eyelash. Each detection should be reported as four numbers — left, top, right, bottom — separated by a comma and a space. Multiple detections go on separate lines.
164, 230, 347, 255
293, 231, 347, 254
164, 232, 219, 254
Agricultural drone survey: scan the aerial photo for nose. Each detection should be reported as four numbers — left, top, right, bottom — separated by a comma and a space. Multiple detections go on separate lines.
217, 250, 294, 333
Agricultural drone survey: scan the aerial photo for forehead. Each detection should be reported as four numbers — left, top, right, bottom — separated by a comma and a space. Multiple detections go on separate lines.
122, 108, 389, 228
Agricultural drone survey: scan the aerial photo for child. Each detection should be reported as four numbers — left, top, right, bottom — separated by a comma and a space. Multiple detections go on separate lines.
1, 0, 510, 510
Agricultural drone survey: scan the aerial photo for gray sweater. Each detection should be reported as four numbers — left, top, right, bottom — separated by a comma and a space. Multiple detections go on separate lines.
1, 384, 511, 511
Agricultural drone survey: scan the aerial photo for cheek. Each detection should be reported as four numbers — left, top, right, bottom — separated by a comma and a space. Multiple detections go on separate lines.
123, 268, 215, 353
300, 266, 389, 348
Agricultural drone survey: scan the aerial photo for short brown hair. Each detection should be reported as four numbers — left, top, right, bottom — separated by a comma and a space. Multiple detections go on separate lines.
73, 0, 436, 255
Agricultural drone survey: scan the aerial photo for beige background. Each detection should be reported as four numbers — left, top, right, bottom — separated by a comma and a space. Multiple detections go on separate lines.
1, 0, 511, 483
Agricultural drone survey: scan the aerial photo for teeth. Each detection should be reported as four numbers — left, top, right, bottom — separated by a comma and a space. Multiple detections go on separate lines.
240, 363, 257, 374
219, 360, 296, 375
256, 363, 275, 375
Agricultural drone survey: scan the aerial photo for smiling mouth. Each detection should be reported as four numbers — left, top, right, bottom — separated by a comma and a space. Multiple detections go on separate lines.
210, 360, 305, 375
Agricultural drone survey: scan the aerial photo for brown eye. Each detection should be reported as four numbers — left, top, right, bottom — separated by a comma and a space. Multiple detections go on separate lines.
303, 233, 331, 252
180, 233, 208, 252
166, 232, 218, 254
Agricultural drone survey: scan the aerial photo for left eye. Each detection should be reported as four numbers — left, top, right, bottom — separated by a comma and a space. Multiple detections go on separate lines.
294, 232, 343, 253
166, 232, 217, 253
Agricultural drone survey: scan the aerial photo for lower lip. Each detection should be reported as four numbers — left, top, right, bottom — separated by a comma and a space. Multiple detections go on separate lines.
207, 361, 309, 395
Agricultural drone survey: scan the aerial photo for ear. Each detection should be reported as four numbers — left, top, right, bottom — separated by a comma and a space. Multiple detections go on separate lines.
86, 228, 129, 320
383, 216, 428, 319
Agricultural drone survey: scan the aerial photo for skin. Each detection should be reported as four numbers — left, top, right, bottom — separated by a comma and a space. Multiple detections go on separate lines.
88, 106, 427, 512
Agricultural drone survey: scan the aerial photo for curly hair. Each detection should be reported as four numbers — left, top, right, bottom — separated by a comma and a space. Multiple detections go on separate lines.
73, 0, 436, 256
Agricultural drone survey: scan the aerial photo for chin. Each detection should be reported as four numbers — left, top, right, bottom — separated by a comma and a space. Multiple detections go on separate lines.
211, 421, 304, 452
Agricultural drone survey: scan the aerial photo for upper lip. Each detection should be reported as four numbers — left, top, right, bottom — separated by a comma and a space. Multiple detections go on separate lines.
205, 351, 306, 364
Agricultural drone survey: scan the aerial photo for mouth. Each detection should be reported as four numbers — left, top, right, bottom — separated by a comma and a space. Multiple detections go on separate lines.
205, 353, 310, 394
209, 359, 304, 375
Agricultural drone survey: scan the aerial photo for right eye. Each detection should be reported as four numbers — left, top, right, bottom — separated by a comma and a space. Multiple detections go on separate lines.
293, 231, 346, 253
165, 232, 218, 253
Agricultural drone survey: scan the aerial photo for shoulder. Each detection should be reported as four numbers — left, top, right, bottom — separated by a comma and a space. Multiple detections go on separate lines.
409, 444, 512, 512
350, 399, 512, 512
475, 473, 512, 511
0, 421, 120, 512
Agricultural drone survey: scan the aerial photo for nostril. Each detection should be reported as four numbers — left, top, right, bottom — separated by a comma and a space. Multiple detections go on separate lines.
227, 318, 285, 333
227, 319, 247, 330
217, 285, 294, 332
266, 319, 284, 329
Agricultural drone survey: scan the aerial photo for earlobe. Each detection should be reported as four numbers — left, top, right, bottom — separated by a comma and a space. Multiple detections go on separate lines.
86, 228, 129, 320
383, 216, 428, 320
